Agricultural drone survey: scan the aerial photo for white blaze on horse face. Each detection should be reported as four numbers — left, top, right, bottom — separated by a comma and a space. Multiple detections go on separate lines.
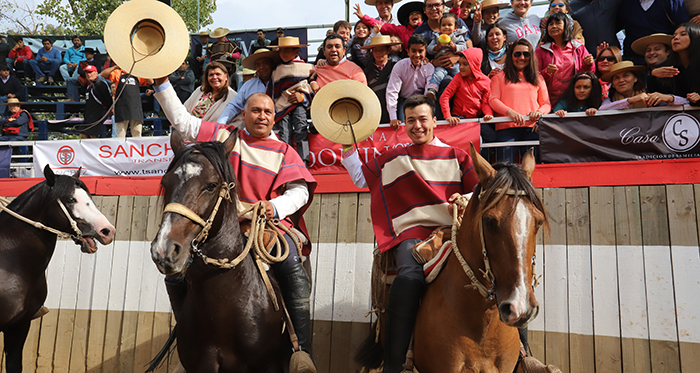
72, 187, 116, 243
505, 200, 532, 319
153, 215, 173, 258
175, 162, 203, 183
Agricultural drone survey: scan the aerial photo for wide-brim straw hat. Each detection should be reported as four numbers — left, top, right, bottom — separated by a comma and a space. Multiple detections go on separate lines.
361, 35, 402, 49
238, 68, 256, 75
631, 33, 673, 56
198, 30, 209, 36
365, 0, 402, 4
210, 27, 230, 39
277, 36, 309, 48
241, 48, 280, 70
398, 1, 426, 26
311, 80, 381, 145
104, 0, 189, 79
480, 0, 508, 10
1, 98, 25, 105
601, 61, 646, 82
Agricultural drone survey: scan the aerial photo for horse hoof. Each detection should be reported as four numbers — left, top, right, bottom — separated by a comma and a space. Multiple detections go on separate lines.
520, 356, 562, 373
32, 306, 50, 319
289, 350, 317, 373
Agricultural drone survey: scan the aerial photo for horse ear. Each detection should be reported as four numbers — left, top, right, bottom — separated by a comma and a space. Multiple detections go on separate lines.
223, 129, 238, 155
44, 164, 56, 186
521, 148, 536, 181
469, 142, 496, 185
72, 167, 82, 179
171, 129, 186, 153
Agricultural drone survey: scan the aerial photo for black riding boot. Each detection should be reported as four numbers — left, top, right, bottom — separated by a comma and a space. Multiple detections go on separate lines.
165, 275, 187, 322
384, 276, 425, 373
277, 263, 315, 359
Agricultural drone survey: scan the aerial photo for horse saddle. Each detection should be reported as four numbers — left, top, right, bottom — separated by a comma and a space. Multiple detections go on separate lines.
240, 221, 277, 253
411, 226, 453, 283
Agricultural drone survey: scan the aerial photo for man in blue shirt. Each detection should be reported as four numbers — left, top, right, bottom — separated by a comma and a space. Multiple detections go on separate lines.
27, 39, 61, 84
217, 48, 276, 126
59, 36, 86, 84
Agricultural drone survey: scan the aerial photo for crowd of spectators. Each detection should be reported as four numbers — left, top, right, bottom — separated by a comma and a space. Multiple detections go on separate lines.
0, 0, 698, 155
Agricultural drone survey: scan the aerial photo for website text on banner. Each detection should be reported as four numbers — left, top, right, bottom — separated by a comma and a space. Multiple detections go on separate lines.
308, 122, 481, 172
33, 137, 174, 177
540, 108, 700, 163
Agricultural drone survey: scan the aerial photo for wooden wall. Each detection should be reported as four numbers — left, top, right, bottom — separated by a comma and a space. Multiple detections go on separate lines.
2, 186, 700, 372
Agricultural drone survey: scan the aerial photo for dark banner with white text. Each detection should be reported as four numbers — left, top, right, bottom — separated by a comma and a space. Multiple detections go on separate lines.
539, 109, 700, 163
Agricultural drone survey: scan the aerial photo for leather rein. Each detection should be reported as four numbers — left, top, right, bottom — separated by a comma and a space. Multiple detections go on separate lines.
450, 188, 540, 301
0, 196, 84, 244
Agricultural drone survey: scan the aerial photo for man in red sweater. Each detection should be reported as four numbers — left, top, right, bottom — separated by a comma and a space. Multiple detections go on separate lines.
6, 38, 32, 76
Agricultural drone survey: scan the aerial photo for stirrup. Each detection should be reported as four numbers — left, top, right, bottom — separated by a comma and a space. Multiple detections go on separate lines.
32, 306, 49, 319
289, 350, 316, 373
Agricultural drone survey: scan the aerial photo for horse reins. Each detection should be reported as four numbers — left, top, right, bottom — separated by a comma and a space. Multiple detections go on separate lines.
162, 182, 301, 312
449, 188, 540, 300
0, 196, 84, 244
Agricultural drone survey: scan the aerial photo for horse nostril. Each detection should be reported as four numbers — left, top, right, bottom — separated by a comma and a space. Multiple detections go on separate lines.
100, 228, 112, 237
499, 302, 512, 318
170, 242, 182, 260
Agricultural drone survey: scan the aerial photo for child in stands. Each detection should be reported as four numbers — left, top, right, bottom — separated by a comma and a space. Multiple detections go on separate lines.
426, 13, 469, 99
441, 48, 493, 125
553, 71, 602, 117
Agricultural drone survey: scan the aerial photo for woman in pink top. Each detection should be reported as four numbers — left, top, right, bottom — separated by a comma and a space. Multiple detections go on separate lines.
535, 12, 594, 107
489, 38, 551, 163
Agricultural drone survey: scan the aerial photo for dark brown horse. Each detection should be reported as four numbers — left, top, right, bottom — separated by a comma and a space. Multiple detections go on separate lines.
150, 130, 289, 372
0, 166, 115, 373
358, 146, 547, 372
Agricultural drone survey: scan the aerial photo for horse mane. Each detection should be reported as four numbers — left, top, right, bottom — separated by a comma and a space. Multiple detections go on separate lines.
473, 163, 548, 230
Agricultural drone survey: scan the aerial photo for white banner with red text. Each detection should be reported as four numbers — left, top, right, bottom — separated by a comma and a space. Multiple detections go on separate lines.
33, 137, 174, 177
308, 122, 481, 172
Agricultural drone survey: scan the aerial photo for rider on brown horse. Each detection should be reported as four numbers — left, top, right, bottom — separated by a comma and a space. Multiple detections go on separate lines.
153, 78, 318, 372
341, 95, 555, 373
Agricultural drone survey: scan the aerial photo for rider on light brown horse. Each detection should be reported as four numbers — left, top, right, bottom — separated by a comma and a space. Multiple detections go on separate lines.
341, 94, 555, 373
153, 77, 318, 372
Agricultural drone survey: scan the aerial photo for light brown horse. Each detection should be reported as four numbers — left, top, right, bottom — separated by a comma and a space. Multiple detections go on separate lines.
358, 146, 547, 373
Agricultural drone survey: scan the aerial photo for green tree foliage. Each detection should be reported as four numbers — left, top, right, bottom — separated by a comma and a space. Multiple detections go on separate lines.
36, 0, 216, 35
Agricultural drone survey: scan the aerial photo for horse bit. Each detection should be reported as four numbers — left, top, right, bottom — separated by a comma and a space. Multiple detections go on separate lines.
449, 188, 540, 301
0, 196, 84, 244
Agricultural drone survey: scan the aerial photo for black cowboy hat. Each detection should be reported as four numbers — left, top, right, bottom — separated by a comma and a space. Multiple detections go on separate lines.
398, 1, 426, 26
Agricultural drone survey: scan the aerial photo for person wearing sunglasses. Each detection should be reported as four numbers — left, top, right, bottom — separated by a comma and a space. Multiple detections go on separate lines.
489, 38, 550, 163
593, 43, 622, 99
501, 0, 541, 48
535, 12, 594, 107
539, 0, 584, 45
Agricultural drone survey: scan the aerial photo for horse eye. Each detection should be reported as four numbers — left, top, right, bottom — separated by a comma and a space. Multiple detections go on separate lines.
205, 182, 218, 192
67, 197, 77, 203
484, 216, 498, 230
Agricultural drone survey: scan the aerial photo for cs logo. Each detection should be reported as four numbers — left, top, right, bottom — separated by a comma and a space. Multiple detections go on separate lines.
663, 113, 700, 152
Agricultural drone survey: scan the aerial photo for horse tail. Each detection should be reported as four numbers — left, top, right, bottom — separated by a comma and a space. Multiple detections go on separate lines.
145, 325, 177, 372
354, 321, 384, 369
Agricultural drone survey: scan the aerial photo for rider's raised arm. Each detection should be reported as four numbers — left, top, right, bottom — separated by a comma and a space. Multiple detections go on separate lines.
340, 148, 368, 188
153, 80, 202, 141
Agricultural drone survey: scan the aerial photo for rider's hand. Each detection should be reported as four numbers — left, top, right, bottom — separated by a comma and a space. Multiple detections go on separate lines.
264, 201, 275, 220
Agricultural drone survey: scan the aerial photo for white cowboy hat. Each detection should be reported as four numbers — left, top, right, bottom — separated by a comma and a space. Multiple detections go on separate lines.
210, 27, 230, 39
361, 35, 402, 49
104, 0, 189, 79
241, 48, 280, 70
480, 0, 509, 9
365, 0, 402, 4
311, 80, 381, 145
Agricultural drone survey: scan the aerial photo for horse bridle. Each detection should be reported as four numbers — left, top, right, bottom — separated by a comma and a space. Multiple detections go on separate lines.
0, 196, 84, 244
450, 188, 540, 301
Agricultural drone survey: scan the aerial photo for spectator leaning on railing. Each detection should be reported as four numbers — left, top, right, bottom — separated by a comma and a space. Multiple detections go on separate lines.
598, 61, 688, 110
0, 98, 32, 141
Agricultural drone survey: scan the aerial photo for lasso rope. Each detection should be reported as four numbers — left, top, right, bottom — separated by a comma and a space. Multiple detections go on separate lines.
0, 196, 82, 241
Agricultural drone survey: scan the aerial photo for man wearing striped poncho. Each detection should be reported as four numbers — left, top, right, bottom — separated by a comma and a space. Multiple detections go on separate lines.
341, 94, 479, 373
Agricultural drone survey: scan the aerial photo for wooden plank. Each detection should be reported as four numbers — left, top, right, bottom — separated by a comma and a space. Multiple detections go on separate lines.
86, 195, 119, 372
36, 240, 69, 372
304, 194, 321, 321
119, 195, 149, 373
151, 273, 172, 373
312, 193, 340, 373
330, 194, 359, 373
639, 186, 680, 373
102, 195, 134, 373
542, 188, 569, 372
21, 319, 41, 373
565, 188, 594, 373
589, 187, 622, 373
530, 188, 545, 362
52, 244, 82, 372
351, 193, 375, 361
665, 185, 700, 373
613, 186, 651, 373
